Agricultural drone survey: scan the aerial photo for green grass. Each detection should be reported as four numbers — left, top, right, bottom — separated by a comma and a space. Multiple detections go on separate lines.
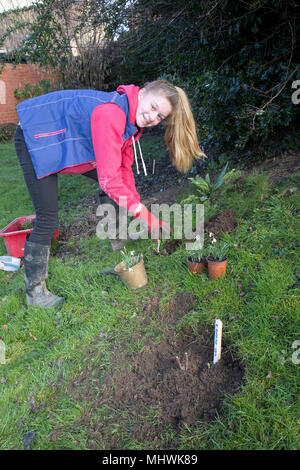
0, 138, 299, 450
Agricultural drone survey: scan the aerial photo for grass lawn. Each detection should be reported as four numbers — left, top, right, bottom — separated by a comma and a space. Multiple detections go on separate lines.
0, 138, 299, 450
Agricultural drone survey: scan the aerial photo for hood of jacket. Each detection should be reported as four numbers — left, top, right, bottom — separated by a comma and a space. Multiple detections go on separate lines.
117, 84, 140, 127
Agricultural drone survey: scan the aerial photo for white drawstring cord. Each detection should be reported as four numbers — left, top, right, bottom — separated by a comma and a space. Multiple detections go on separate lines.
132, 136, 147, 176
132, 136, 140, 175
137, 140, 147, 176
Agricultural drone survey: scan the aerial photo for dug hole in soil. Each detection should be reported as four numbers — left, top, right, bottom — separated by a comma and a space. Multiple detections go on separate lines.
61, 293, 244, 449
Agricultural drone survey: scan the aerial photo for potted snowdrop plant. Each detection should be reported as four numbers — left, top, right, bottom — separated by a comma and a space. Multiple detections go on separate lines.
114, 248, 147, 289
205, 233, 229, 280
187, 247, 207, 275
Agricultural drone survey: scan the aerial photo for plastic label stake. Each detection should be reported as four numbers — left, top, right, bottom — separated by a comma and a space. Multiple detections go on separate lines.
213, 319, 223, 364
0, 340, 5, 365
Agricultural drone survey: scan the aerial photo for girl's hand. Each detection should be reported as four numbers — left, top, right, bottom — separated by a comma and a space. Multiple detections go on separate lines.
134, 204, 171, 237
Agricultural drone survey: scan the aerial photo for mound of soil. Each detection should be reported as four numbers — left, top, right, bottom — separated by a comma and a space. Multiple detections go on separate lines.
205, 209, 237, 235
58, 292, 244, 449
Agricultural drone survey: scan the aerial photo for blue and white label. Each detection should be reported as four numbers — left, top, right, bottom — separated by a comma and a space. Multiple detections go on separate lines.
213, 319, 223, 364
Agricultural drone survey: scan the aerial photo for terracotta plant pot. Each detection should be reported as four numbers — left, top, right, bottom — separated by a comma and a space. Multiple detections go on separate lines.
114, 257, 148, 289
187, 256, 206, 275
207, 257, 227, 280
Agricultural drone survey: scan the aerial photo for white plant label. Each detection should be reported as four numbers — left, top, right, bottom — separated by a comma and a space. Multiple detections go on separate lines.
0, 340, 5, 365
213, 319, 223, 364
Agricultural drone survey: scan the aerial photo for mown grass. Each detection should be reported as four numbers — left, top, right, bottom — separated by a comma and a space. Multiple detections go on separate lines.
0, 137, 299, 450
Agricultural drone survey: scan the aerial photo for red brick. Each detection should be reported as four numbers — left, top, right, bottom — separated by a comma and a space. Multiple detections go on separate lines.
0, 63, 58, 124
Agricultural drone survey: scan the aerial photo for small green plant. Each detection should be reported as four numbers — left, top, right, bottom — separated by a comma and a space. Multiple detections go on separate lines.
223, 168, 244, 184
20, 220, 34, 231
0, 123, 17, 143
14, 80, 54, 102
187, 247, 205, 263
120, 248, 142, 270
208, 242, 229, 261
203, 232, 230, 261
188, 162, 229, 202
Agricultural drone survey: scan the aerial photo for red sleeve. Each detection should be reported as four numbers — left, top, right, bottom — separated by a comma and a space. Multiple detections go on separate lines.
120, 145, 141, 204
91, 103, 141, 211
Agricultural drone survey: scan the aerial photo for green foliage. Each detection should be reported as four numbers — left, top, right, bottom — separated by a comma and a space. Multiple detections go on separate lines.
0, 0, 125, 90
187, 247, 205, 263
188, 162, 229, 202
205, 242, 230, 262
116, 0, 300, 159
120, 248, 142, 269
222, 168, 244, 184
14, 79, 54, 102
0, 123, 17, 143
1, 0, 300, 158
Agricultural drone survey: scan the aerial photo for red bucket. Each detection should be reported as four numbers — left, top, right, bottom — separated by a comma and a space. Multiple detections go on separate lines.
0, 215, 59, 258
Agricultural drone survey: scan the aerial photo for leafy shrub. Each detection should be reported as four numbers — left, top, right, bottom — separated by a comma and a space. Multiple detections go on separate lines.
116, 0, 300, 160
0, 123, 17, 143
14, 79, 55, 103
183, 162, 230, 204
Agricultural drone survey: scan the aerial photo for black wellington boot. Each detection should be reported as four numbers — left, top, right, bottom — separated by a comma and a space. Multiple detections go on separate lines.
24, 240, 64, 308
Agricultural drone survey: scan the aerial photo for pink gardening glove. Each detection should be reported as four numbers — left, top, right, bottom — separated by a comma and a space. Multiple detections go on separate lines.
135, 204, 170, 238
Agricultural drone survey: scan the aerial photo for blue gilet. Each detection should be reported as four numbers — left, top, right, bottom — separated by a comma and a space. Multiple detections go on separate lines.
16, 89, 138, 179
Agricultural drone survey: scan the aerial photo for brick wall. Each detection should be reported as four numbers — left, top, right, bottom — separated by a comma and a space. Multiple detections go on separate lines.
0, 63, 58, 124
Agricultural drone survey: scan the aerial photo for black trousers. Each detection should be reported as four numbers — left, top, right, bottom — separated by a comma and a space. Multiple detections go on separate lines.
14, 125, 106, 246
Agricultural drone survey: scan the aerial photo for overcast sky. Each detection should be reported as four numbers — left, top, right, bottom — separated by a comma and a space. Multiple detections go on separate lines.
0, 0, 35, 13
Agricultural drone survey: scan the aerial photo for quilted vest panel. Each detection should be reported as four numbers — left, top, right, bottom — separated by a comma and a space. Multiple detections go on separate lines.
17, 89, 138, 178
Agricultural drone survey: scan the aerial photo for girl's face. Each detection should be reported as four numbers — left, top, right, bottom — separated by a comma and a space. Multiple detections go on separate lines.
135, 88, 173, 128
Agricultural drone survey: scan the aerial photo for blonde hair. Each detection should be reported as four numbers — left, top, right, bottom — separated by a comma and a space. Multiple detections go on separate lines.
143, 80, 206, 172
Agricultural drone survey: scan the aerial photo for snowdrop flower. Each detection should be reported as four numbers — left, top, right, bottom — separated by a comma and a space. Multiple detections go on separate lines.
212, 237, 217, 244
209, 232, 214, 238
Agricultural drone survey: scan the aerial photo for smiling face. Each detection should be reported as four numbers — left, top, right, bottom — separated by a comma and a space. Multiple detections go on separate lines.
135, 88, 173, 128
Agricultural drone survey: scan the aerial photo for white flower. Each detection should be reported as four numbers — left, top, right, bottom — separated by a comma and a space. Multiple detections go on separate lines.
212, 238, 217, 244
209, 232, 214, 238
130, 251, 135, 256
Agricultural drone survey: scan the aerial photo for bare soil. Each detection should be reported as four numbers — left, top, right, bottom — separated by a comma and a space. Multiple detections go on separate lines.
255, 152, 300, 183
50, 292, 244, 449
204, 209, 237, 236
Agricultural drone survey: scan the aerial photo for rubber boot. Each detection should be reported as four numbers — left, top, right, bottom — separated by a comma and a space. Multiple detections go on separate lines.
24, 240, 64, 307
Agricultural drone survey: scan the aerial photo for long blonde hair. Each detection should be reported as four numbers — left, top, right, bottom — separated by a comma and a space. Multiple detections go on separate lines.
143, 80, 206, 172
